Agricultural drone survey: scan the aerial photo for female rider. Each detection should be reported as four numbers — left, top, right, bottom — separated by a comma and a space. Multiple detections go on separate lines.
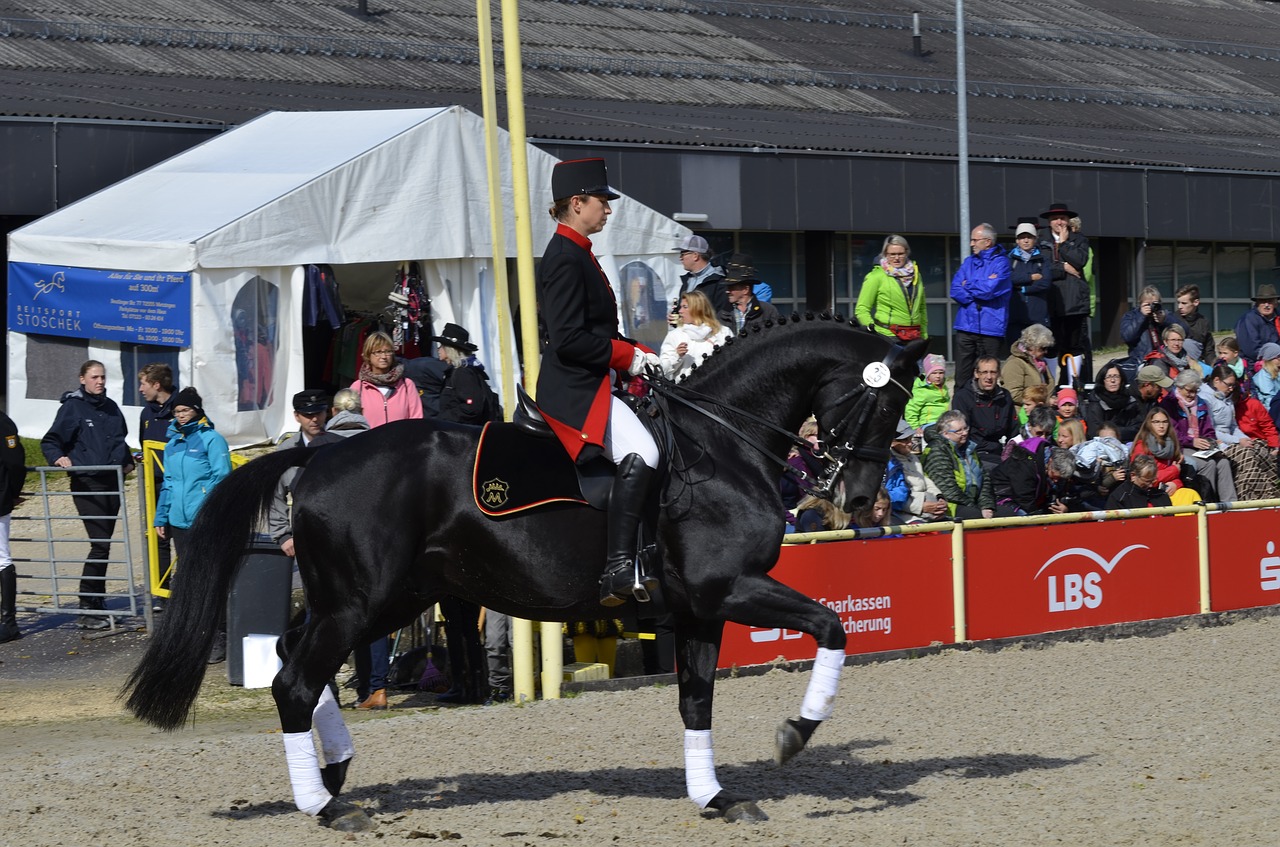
535, 157, 660, 606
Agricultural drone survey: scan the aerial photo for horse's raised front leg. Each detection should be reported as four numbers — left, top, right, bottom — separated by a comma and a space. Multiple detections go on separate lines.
674, 615, 768, 823
694, 573, 847, 769
275, 620, 373, 832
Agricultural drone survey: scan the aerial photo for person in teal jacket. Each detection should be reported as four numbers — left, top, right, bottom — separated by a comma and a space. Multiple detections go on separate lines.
154, 388, 232, 543
855, 234, 928, 341
154, 387, 233, 661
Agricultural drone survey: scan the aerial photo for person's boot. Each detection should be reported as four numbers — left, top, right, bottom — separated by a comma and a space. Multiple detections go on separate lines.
600, 454, 658, 607
207, 628, 227, 664
0, 567, 21, 643
78, 599, 110, 630
357, 688, 387, 710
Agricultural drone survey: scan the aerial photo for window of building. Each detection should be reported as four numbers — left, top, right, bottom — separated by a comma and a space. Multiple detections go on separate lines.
737, 231, 802, 309
119, 345, 182, 407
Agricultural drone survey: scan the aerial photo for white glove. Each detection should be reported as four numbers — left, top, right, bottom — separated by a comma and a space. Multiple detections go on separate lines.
628, 348, 660, 376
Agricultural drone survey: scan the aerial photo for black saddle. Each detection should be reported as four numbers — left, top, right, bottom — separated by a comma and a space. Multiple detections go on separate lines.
472, 385, 667, 516
471, 386, 605, 515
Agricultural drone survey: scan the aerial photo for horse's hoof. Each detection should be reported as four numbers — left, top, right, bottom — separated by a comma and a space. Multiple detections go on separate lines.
321, 758, 350, 797
707, 792, 769, 823
774, 716, 820, 766
317, 799, 374, 832
723, 800, 769, 823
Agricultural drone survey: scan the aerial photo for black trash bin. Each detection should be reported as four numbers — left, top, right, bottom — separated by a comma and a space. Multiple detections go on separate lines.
226, 533, 294, 686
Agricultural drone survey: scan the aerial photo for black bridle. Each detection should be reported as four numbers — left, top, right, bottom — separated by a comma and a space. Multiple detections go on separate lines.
640, 345, 913, 502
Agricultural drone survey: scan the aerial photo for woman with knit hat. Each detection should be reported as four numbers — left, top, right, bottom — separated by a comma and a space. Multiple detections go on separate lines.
154, 387, 233, 659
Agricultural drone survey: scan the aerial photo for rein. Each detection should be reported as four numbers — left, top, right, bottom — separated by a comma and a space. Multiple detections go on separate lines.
640, 344, 913, 500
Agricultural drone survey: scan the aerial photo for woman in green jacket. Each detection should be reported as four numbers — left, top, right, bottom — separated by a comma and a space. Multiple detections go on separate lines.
855, 234, 928, 342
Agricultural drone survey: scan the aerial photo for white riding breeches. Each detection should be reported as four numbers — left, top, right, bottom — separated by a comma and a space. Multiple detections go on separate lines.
605, 394, 659, 469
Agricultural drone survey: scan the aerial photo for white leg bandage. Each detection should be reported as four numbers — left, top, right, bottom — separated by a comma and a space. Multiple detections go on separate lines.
799, 647, 845, 722
684, 729, 723, 808
282, 731, 332, 816
313, 685, 355, 766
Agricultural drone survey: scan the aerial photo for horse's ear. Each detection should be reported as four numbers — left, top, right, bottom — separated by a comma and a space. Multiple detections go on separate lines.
901, 337, 931, 367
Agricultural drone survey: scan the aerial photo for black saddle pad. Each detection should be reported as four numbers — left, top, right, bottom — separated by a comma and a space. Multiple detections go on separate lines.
473, 423, 590, 516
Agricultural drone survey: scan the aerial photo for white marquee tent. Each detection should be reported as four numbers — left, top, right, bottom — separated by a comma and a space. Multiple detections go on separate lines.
7, 106, 689, 445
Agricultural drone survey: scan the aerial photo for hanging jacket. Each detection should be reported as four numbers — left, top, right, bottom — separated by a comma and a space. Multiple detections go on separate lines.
154, 417, 232, 530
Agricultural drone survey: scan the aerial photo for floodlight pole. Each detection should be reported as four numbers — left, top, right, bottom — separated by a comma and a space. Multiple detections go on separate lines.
955, 0, 970, 253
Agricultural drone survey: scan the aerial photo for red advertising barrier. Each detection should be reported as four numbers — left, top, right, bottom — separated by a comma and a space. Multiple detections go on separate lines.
719, 533, 953, 668
1208, 509, 1280, 611
964, 518, 1200, 641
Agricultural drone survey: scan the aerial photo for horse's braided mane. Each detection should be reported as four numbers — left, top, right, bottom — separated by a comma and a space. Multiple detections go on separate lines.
673, 310, 865, 384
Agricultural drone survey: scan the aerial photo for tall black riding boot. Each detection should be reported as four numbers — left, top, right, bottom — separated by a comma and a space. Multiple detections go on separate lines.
599, 454, 657, 607
0, 566, 21, 643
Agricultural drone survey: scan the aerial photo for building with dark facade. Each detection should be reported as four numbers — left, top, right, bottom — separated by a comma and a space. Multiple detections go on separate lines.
5, 0, 1280, 358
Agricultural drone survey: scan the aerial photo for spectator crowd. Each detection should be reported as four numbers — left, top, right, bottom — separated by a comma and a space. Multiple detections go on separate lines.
788, 202, 1280, 533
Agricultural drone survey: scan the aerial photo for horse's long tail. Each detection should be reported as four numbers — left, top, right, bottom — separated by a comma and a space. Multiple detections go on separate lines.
121, 447, 319, 730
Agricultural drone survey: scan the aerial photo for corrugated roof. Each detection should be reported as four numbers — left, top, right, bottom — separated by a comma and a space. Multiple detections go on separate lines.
4, 0, 1280, 171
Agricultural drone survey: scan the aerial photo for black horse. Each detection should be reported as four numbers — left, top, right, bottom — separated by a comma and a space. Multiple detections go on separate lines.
123, 315, 926, 830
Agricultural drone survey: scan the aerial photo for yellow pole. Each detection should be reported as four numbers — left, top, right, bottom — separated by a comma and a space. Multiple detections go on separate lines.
951, 521, 967, 643
475, 0, 513, 422
477, 0, 531, 704
501, 0, 541, 391
498, 0, 560, 699
1196, 503, 1211, 613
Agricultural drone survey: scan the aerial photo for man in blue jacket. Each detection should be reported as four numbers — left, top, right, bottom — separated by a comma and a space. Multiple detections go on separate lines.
950, 223, 1012, 385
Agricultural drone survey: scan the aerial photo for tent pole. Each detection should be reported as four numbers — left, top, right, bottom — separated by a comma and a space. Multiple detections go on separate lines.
499, 0, 561, 702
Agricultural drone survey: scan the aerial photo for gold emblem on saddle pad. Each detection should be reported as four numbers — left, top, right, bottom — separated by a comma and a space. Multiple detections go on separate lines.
481, 478, 510, 508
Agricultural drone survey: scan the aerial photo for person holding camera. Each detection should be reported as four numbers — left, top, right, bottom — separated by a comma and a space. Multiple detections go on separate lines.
1120, 286, 1189, 375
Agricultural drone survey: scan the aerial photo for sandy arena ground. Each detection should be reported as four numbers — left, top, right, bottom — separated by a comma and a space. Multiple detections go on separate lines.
3, 611, 1278, 847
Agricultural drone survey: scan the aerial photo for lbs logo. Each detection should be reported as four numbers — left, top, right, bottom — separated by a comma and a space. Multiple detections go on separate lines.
1034, 544, 1148, 612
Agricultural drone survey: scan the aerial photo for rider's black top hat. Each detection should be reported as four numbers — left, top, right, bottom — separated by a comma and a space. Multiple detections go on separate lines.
552, 158, 620, 202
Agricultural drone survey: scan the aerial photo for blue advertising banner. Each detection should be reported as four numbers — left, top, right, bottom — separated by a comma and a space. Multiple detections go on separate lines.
8, 262, 191, 347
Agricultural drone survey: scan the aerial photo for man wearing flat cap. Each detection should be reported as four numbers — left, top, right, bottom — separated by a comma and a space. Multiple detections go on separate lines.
266, 388, 332, 558
1233, 282, 1280, 361
674, 234, 728, 315
718, 253, 779, 334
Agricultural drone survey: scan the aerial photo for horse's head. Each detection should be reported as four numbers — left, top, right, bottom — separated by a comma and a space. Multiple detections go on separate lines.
811, 335, 929, 513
